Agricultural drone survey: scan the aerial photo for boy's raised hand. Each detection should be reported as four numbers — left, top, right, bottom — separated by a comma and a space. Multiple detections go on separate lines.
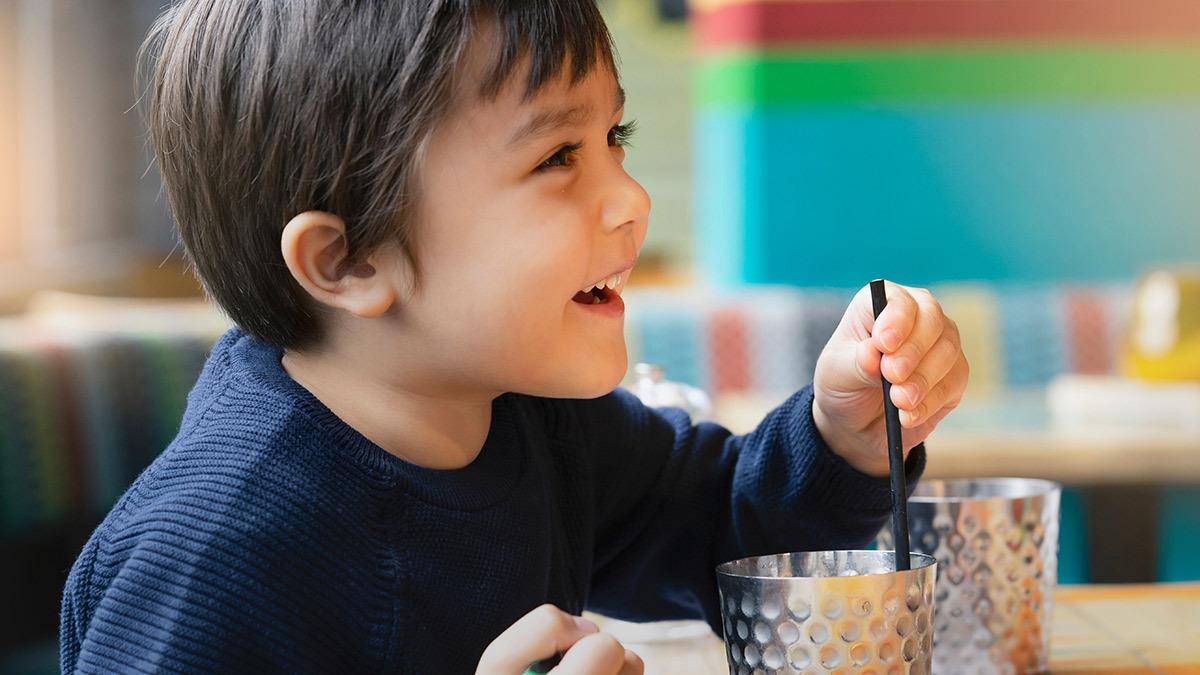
813, 281, 969, 478
476, 604, 643, 675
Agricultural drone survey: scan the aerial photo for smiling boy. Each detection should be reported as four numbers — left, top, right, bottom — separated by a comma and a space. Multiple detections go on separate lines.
60, 2, 967, 673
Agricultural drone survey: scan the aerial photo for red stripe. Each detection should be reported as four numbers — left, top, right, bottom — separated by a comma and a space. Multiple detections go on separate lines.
1064, 290, 1113, 375
708, 308, 751, 393
696, 0, 1200, 50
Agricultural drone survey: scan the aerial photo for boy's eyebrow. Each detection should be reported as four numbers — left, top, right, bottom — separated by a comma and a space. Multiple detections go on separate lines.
507, 85, 626, 149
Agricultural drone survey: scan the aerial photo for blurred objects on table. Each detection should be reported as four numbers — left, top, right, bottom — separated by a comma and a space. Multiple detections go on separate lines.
1125, 268, 1200, 381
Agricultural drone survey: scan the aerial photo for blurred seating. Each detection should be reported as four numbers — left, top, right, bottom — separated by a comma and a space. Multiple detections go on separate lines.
0, 293, 229, 537
0, 292, 229, 668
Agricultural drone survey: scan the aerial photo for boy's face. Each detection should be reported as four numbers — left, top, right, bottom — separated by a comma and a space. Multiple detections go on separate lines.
390, 60, 649, 399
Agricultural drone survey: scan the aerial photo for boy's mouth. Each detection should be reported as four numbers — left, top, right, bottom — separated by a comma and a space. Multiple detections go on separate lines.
571, 269, 627, 305
572, 287, 612, 305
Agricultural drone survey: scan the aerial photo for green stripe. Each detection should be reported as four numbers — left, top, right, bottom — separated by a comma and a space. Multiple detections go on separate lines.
697, 46, 1200, 105
24, 352, 69, 524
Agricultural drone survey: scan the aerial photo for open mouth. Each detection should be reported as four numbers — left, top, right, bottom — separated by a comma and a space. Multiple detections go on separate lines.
572, 286, 612, 305
572, 270, 625, 305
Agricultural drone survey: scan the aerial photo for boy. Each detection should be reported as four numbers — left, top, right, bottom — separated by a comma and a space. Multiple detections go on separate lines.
60, 1, 968, 673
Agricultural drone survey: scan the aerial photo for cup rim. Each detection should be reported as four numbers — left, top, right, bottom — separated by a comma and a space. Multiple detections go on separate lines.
715, 549, 937, 580
909, 477, 1061, 503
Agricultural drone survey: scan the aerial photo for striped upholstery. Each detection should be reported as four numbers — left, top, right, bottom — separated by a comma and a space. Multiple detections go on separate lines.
0, 330, 221, 536
0, 295, 228, 536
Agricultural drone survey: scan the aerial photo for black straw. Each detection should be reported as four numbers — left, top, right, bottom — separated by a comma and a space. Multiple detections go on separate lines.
870, 279, 911, 572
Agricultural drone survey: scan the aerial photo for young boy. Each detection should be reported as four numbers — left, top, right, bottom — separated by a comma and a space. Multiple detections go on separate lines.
60, 1, 968, 673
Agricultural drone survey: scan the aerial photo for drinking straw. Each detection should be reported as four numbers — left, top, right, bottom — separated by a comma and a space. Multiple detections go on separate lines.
870, 279, 911, 572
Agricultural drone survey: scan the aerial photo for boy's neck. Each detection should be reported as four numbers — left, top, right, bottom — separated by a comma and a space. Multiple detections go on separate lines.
280, 346, 497, 471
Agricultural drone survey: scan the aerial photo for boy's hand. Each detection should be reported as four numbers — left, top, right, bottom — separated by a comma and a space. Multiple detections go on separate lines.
476, 604, 643, 675
812, 281, 969, 478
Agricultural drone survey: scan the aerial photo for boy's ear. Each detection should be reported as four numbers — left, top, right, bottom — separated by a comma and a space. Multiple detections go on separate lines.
280, 211, 396, 318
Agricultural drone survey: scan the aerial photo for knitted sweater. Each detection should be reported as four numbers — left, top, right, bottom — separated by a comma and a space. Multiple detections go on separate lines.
60, 327, 924, 673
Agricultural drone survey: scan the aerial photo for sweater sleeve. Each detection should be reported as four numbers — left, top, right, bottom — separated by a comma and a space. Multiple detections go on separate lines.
59, 499, 377, 674
62, 531, 301, 674
579, 385, 925, 632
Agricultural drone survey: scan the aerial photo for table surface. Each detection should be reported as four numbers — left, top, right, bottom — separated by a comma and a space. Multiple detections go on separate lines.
1051, 583, 1200, 674
593, 583, 1200, 674
713, 391, 1200, 484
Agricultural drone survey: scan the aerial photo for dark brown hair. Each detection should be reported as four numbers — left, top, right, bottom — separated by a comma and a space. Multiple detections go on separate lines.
139, 0, 615, 350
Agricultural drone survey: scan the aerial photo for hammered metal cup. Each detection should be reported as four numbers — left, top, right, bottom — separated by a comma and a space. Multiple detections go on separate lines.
878, 478, 1061, 674
716, 550, 937, 674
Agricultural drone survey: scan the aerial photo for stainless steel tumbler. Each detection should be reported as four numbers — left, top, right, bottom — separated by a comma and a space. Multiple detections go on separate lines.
716, 550, 937, 674
878, 478, 1061, 674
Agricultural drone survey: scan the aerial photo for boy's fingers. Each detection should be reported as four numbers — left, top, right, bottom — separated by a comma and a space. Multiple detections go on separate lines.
898, 356, 968, 428
855, 337, 883, 383
900, 401, 957, 448
476, 604, 596, 674
890, 326, 961, 410
868, 282, 918, 353
881, 290, 945, 383
553, 633, 633, 675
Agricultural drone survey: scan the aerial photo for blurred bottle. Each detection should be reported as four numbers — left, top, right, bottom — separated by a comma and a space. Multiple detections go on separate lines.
627, 363, 713, 420
1124, 268, 1200, 381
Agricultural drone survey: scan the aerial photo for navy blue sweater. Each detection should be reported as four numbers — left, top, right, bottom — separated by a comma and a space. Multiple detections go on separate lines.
60, 328, 924, 673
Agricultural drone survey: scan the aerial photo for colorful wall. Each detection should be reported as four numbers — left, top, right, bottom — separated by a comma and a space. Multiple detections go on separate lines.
692, 0, 1200, 287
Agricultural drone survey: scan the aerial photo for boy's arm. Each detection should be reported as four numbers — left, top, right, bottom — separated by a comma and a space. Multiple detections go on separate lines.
59, 511, 371, 674
61, 536, 294, 674
579, 385, 924, 633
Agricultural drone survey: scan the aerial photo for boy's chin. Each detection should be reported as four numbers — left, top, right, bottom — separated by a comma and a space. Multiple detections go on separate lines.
534, 350, 628, 399
572, 357, 628, 399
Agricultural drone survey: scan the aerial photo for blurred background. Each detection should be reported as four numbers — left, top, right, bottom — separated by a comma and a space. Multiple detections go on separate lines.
2, 0, 1199, 671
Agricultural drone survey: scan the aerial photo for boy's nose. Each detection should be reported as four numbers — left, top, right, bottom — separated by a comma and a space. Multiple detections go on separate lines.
602, 166, 651, 236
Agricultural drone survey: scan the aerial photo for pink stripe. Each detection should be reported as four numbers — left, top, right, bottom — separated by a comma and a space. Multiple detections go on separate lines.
1065, 289, 1114, 374
696, 0, 1200, 50
709, 308, 752, 393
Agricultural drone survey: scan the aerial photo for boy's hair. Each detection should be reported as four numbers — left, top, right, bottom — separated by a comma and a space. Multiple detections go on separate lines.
139, 1, 616, 351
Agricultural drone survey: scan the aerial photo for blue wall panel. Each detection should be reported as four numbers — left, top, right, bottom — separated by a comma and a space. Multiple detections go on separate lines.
696, 104, 1200, 287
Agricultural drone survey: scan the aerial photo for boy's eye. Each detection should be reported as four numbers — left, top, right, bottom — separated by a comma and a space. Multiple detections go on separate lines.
535, 121, 636, 173
538, 142, 582, 171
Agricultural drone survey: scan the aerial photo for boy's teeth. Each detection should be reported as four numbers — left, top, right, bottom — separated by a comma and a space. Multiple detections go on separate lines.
579, 273, 623, 295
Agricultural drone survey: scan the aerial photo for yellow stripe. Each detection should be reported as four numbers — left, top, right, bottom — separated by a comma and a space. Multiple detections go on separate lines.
933, 285, 1004, 394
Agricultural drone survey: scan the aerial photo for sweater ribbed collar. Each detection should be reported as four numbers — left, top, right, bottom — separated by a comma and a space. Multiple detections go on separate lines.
224, 328, 527, 511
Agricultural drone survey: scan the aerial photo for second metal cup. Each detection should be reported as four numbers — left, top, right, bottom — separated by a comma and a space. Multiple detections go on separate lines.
879, 478, 1061, 674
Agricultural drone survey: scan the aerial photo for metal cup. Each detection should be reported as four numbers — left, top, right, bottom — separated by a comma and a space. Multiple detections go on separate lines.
878, 478, 1061, 674
716, 550, 937, 674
